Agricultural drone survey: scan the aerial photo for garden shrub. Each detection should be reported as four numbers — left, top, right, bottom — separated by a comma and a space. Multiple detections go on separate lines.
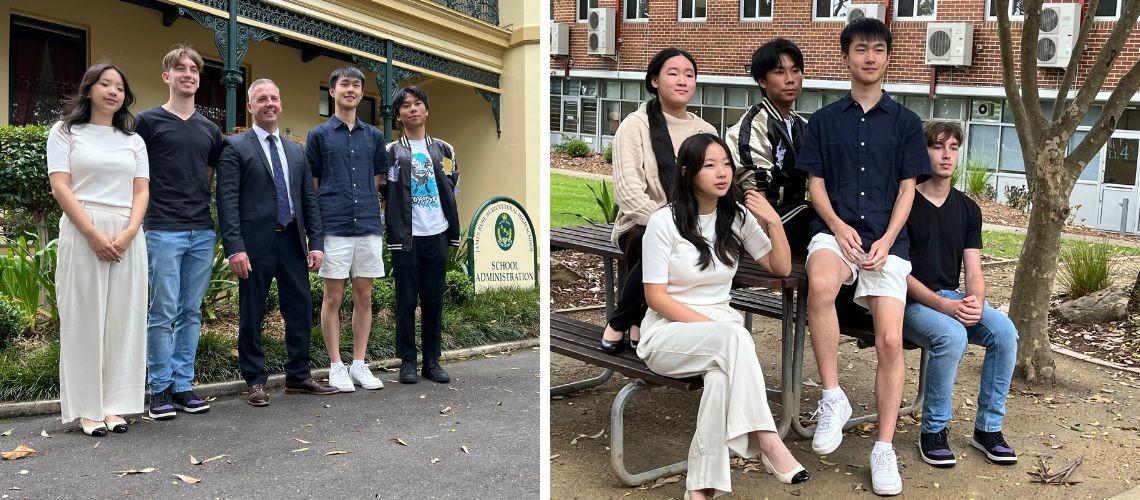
1005, 185, 1031, 212
1058, 240, 1115, 299
0, 125, 59, 242
602, 143, 613, 164
0, 296, 30, 350
563, 138, 591, 158
962, 157, 996, 200
371, 277, 397, 314
445, 270, 474, 307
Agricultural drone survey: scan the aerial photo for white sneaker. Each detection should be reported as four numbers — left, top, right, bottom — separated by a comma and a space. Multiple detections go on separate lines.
328, 364, 355, 392
810, 394, 853, 455
350, 363, 384, 390
870, 446, 903, 496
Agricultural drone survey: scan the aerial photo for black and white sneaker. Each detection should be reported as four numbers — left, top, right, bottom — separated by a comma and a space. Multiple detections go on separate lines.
171, 390, 210, 414
148, 388, 176, 420
972, 429, 1018, 464
918, 427, 956, 468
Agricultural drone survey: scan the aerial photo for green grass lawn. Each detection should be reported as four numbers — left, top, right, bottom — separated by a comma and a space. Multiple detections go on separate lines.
981, 230, 1140, 260
550, 173, 612, 228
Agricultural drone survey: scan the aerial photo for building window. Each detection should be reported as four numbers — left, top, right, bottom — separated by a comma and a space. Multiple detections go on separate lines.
895, 0, 935, 18
742, 0, 773, 20
986, 0, 1025, 19
625, 0, 649, 20
577, 0, 598, 21
197, 60, 248, 131
678, 0, 707, 20
8, 16, 86, 126
318, 85, 377, 125
815, 0, 850, 19
1095, 0, 1120, 18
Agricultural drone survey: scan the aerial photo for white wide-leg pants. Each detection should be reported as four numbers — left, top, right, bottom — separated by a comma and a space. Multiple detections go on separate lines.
637, 303, 776, 496
56, 203, 147, 423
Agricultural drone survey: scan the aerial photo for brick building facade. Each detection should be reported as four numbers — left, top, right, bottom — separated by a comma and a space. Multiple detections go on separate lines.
549, 0, 1140, 233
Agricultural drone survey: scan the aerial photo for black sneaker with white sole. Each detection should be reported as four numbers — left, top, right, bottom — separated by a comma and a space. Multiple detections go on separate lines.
148, 388, 176, 420
171, 390, 210, 413
972, 429, 1017, 464
918, 427, 956, 468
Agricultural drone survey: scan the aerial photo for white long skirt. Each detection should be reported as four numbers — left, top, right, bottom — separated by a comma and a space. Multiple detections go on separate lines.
56, 203, 147, 423
637, 302, 777, 496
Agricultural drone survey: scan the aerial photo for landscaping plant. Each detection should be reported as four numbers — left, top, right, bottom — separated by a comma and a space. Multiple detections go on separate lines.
1005, 185, 1031, 212
0, 125, 59, 243
0, 234, 57, 333
562, 138, 591, 158
602, 143, 613, 164
962, 157, 996, 200
1058, 239, 1115, 299
201, 240, 237, 321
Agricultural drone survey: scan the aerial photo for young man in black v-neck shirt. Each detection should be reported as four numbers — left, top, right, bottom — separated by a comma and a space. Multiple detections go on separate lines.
903, 121, 1018, 469
134, 46, 224, 420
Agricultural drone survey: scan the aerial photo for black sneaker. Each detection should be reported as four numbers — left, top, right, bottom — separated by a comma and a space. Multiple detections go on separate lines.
399, 361, 419, 384
422, 361, 451, 384
918, 427, 956, 468
148, 388, 176, 420
171, 390, 210, 414
972, 429, 1018, 464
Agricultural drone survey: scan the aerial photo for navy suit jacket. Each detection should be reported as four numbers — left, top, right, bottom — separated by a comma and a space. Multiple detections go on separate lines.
217, 129, 324, 260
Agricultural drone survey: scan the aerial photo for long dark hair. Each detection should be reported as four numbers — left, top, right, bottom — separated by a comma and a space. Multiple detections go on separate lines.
645, 47, 697, 197
61, 62, 136, 135
670, 133, 745, 271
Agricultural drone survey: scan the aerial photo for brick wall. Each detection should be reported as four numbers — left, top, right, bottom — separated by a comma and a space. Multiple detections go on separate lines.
551, 0, 1140, 91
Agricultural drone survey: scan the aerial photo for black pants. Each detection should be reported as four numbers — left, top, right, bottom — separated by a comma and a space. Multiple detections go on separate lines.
778, 203, 817, 257
393, 232, 448, 364
238, 223, 313, 385
608, 225, 647, 332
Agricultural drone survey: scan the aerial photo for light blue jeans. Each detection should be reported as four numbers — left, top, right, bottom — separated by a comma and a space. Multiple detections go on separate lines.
902, 290, 1018, 434
146, 229, 216, 395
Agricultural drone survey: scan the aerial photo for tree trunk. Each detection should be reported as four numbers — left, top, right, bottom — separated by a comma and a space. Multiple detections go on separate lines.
1009, 151, 1072, 386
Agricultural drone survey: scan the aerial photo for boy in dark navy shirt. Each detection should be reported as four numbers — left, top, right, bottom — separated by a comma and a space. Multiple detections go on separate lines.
795, 19, 929, 496
903, 121, 1018, 469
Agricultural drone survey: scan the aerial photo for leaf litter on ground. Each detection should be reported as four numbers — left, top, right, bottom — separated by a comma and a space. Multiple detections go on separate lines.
174, 474, 201, 484
2, 445, 36, 460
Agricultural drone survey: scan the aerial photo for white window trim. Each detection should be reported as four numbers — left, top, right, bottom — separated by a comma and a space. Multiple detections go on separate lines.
893, 0, 937, 20
677, 0, 707, 22
576, 0, 597, 23
1094, 0, 1121, 19
985, 1, 1026, 21
813, 0, 849, 20
623, 0, 649, 22
740, 0, 774, 21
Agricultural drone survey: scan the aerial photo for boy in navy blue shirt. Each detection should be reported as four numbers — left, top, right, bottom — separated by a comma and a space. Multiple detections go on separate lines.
796, 19, 929, 496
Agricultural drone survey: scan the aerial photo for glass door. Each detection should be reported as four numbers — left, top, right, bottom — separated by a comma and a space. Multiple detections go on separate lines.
1098, 135, 1140, 233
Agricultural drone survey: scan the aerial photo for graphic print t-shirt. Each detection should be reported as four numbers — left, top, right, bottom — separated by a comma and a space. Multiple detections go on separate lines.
408, 139, 450, 236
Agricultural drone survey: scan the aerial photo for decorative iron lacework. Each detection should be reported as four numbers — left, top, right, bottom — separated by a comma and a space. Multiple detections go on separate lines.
475, 89, 501, 137
179, 6, 278, 70
185, 0, 499, 89
352, 56, 422, 102
427, 0, 499, 25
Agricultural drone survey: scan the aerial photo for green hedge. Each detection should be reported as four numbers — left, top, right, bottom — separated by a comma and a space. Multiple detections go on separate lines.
0, 125, 60, 241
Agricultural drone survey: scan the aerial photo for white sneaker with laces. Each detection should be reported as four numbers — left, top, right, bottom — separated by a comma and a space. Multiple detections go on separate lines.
870, 446, 903, 496
328, 364, 355, 392
350, 363, 384, 390
810, 394, 853, 455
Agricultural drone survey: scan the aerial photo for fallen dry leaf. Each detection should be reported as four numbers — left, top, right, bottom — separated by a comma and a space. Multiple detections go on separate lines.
174, 474, 201, 484
39, 430, 50, 438
112, 467, 156, 477
549, 453, 560, 460
1, 429, 12, 437
324, 451, 350, 456
392, 438, 410, 447
200, 455, 227, 464
2, 445, 36, 460
93, 441, 100, 449
291, 448, 310, 453
430, 457, 441, 464
647, 474, 683, 489
461, 445, 470, 454
440, 406, 452, 415
294, 438, 311, 444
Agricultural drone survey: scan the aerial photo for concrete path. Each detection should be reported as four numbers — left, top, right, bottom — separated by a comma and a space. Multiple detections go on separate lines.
983, 222, 1140, 248
551, 167, 607, 181
0, 351, 539, 498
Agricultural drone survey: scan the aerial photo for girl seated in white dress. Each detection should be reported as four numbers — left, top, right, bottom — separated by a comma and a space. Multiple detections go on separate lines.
637, 133, 809, 498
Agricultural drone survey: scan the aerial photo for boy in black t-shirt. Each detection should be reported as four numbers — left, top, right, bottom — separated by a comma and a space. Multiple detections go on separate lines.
135, 45, 224, 420
902, 121, 1018, 469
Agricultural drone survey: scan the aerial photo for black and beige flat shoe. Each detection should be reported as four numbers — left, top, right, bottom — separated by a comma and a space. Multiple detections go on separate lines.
80, 419, 108, 437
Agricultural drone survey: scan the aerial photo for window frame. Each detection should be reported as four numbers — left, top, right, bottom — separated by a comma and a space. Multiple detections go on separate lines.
1094, 0, 1120, 19
813, 0, 850, 20
740, 0, 774, 21
8, 15, 87, 127
985, 0, 1025, 20
894, 0, 937, 20
677, 0, 707, 21
624, 0, 649, 21
577, 0, 598, 22
318, 84, 379, 126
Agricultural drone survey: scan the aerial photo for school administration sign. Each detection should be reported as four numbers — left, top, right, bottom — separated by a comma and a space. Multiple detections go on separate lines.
467, 197, 537, 293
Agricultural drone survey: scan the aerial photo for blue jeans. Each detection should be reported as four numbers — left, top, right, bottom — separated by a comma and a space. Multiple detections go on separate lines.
146, 229, 216, 394
902, 290, 1018, 434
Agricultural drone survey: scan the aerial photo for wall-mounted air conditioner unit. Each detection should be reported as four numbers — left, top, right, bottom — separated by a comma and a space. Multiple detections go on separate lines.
1037, 3, 1079, 68
847, 4, 885, 23
925, 22, 973, 66
586, 7, 616, 56
551, 22, 569, 56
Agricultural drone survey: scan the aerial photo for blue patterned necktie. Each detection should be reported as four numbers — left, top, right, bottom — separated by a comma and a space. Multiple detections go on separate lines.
266, 135, 291, 226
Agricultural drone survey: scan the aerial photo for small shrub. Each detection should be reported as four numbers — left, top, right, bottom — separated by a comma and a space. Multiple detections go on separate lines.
550, 140, 568, 154
371, 277, 397, 314
0, 234, 57, 331
602, 143, 613, 164
563, 138, 591, 158
447, 230, 469, 274
445, 270, 474, 307
0, 296, 30, 350
1058, 240, 1115, 299
1004, 185, 1031, 212
962, 157, 996, 200
202, 240, 237, 321
0, 125, 58, 242
567, 181, 619, 225
1066, 205, 1085, 226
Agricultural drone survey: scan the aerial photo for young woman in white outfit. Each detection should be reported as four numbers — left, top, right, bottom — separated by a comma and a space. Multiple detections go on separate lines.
47, 63, 150, 436
638, 133, 809, 498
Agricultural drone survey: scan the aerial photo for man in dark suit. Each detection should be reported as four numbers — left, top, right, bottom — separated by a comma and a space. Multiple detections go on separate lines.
217, 78, 338, 406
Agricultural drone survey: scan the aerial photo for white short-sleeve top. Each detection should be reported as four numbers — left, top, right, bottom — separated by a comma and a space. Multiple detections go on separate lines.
46, 122, 149, 209
642, 205, 772, 306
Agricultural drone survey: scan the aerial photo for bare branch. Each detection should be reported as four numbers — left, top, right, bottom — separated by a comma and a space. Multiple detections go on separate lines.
997, 0, 1030, 139
1051, 0, 1101, 122
1068, 0, 1140, 128
1070, 55, 1140, 168
1019, 0, 1044, 126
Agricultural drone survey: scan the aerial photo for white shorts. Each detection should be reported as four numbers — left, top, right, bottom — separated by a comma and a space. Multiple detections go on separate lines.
318, 234, 386, 279
806, 233, 910, 309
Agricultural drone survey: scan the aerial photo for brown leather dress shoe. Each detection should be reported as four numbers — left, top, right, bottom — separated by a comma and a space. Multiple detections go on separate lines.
247, 384, 270, 407
284, 378, 339, 395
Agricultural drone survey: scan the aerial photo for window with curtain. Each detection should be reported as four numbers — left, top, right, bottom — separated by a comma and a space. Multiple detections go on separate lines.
1095, 0, 1119, 17
8, 16, 86, 126
815, 0, 850, 18
197, 60, 248, 132
318, 85, 376, 125
986, 0, 1025, 18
